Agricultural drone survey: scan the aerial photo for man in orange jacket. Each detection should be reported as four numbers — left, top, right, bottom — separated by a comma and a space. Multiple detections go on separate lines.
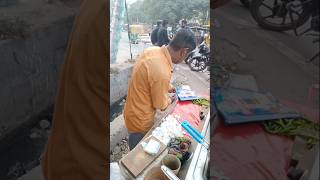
124, 29, 196, 150
41, 0, 108, 179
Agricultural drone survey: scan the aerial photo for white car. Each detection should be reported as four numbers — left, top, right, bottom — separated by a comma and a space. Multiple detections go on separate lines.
139, 34, 151, 44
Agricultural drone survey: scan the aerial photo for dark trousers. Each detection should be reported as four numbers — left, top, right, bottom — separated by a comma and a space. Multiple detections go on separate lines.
128, 132, 145, 150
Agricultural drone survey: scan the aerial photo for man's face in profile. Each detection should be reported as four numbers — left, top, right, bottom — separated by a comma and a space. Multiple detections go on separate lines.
175, 48, 191, 64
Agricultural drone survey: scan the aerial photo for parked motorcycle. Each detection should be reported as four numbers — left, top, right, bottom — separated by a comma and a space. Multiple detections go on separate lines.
184, 48, 196, 64
184, 38, 205, 64
250, 0, 319, 61
187, 40, 210, 72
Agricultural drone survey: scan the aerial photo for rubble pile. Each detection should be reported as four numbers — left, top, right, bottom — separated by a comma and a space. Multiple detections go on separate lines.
110, 137, 130, 162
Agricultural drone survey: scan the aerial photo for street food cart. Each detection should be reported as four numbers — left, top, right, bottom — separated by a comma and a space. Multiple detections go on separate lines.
119, 87, 210, 180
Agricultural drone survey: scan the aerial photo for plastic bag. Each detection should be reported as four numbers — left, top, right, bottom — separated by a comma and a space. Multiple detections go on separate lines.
142, 139, 161, 156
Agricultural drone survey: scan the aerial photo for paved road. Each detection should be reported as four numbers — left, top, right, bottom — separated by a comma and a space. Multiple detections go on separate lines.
212, 2, 319, 105
173, 63, 210, 94
115, 31, 152, 64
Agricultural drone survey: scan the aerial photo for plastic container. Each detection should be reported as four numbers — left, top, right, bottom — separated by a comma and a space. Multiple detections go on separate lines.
161, 154, 181, 175
144, 167, 169, 180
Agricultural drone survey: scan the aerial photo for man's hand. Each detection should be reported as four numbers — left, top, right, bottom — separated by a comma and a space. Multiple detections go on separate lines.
168, 86, 176, 93
160, 95, 177, 111
169, 94, 177, 104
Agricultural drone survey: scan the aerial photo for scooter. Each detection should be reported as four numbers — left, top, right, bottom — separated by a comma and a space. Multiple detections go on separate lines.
250, 0, 319, 62
187, 40, 210, 72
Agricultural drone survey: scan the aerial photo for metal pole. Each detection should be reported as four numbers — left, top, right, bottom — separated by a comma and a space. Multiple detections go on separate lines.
125, 0, 133, 60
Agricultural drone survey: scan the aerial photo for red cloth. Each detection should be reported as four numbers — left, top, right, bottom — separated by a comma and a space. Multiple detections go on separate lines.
172, 101, 202, 128
171, 90, 209, 128
171, 93, 210, 139
212, 121, 293, 180
211, 99, 319, 180
171, 101, 202, 140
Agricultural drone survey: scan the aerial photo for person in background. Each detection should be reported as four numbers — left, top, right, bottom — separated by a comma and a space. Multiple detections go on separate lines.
124, 29, 196, 150
157, 19, 170, 46
151, 20, 162, 46
178, 19, 193, 32
204, 31, 210, 47
177, 19, 194, 46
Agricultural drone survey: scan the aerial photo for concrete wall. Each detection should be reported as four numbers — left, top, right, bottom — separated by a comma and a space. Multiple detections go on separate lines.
0, 16, 74, 138
110, 62, 134, 105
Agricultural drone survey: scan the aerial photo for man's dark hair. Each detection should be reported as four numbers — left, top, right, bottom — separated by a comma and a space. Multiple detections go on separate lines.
162, 20, 168, 26
169, 29, 196, 52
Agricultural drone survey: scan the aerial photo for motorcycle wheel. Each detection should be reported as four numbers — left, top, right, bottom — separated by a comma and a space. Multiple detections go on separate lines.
185, 55, 192, 64
240, 0, 251, 8
188, 58, 207, 72
250, 0, 311, 31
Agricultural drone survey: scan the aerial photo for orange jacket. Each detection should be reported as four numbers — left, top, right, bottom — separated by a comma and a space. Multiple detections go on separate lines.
124, 46, 173, 133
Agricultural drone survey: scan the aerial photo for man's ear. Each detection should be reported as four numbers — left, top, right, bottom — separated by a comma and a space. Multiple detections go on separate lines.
179, 48, 189, 57
183, 48, 190, 55
182, 48, 188, 57
179, 49, 184, 57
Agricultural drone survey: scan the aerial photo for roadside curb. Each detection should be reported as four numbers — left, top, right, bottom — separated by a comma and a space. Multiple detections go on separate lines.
110, 114, 128, 151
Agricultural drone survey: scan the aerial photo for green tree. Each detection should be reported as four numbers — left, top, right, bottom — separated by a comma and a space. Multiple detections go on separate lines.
127, 0, 209, 25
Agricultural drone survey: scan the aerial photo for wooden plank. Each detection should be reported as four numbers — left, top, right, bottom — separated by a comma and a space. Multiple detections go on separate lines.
121, 136, 167, 178
119, 100, 178, 178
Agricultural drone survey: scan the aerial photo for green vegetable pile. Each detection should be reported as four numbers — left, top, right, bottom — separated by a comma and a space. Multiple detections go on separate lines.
263, 119, 320, 148
192, 98, 210, 107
